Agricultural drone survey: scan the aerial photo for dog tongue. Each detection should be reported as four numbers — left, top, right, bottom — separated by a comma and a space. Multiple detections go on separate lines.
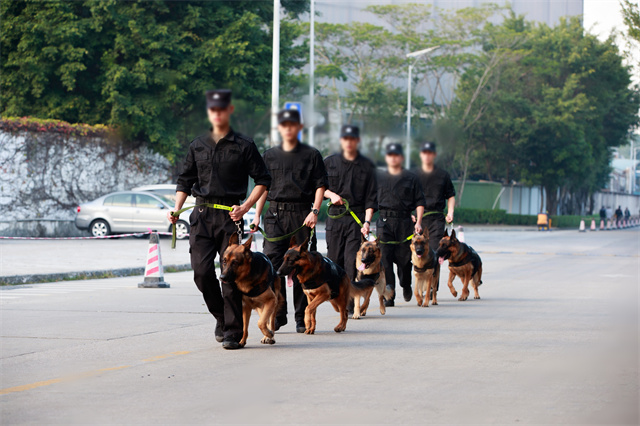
357, 263, 366, 271
287, 274, 294, 288
417, 254, 422, 258
438, 257, 445, 265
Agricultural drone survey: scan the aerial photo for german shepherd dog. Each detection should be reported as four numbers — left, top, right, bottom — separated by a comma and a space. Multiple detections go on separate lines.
277, 236, 350, 334
352, 235, 394, 319
220, 233, 282, 347
410, 230, 440, 307
435, 229, 483, 301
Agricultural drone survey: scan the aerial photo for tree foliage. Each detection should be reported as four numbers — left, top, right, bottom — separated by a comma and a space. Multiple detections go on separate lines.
1, 0, 308, 162
448, 16, 640, 214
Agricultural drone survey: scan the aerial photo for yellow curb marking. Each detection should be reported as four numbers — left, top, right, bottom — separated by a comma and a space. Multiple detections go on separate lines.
0, 351, 190, 396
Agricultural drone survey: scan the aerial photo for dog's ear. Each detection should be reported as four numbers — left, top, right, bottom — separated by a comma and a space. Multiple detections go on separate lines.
443, 229, 449, 237
451, 229, 457, 241
423, 226, 429, 239
228, 233, 239, 246
289, 235, 297, 248
243, 234, 253, 250
299, 236, 310, 252
361, 233, 367, 243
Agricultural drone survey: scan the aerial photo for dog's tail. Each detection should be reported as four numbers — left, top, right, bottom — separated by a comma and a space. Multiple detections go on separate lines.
351, 278, 377, 290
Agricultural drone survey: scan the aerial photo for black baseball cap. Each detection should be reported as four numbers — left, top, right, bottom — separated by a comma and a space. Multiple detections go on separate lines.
386, 143, 403, 156
420, 141, 436, 152
277, 109, 301, 124
206, 89, 232, 108
340, 125, 360, 138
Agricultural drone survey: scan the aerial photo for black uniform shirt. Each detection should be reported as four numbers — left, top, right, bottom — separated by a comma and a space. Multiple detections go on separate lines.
377, 170, 426, 212
176, 129, 271, 200
324, 152, 377, 211
415, 166, 456, 212
263, 142, 328, 203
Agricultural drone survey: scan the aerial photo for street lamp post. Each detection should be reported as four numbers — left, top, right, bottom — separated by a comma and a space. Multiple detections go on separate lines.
405, 46, 439, 169
308, 0, 315, 147
270, 0, 281, 147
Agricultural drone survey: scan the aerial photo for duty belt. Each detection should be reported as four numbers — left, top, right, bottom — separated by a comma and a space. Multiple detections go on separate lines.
270, 201, 312, 212
195, 197, 240, 206
379, 209, 411, 219
328, 205, 365, 216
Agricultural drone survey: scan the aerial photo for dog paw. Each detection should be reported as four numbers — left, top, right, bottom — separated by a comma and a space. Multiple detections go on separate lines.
352, 313, 360, 320
432, 301, 438, 305
261, 336, 275, 345
360, 310, 367, 317
474, 296, 481, 299
451, 291, 458, 297
304, 329, 314, 335
380, 308, 386, 315
239, 340, 247, 348
421, 302, 429, 307
334, 325, 346, 333
458, 296, 468, 301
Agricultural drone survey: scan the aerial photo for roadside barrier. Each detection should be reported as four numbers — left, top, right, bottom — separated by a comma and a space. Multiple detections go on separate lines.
457, 225, 466, 243
579, 219, 586, 232
0, 231, 177, 240
590, 219, 596, 231
138, 232, 170, 288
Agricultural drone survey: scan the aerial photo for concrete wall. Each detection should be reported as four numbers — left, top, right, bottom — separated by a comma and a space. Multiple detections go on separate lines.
0, 130, 172, 237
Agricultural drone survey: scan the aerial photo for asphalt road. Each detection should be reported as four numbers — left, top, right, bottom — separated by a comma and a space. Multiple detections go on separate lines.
1, 229, 638, 425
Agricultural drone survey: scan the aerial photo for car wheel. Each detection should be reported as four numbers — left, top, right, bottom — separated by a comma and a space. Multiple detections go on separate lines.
175, 220, 190, 240
90, 220, 110, 237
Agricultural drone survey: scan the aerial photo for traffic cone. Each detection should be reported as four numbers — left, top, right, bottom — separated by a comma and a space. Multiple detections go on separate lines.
600, 219, 604, 230
590, 219, 596, 231
457, 225, 466, 243
579, 219, 586, 232
139, 231, 170, 288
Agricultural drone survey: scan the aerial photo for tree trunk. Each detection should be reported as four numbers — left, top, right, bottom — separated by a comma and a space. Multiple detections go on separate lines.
544, 184, 558, 216
457, 146, 473, 208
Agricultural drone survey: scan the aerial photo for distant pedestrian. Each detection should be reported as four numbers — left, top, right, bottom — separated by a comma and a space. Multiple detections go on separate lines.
599, 206, 606, 222
615, 206, 623, 226
624, 207, 630, 221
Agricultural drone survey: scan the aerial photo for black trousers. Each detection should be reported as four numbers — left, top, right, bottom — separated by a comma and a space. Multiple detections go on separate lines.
377, 216, 414, 299
326, 211, 364, 282
262, 206, 316, 325
189, 206, 244, 341
422, 214, 446, 290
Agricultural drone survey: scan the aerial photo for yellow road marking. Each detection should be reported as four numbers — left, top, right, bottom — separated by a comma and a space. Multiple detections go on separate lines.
0, 351, 190, 396
142, 350, 190, 362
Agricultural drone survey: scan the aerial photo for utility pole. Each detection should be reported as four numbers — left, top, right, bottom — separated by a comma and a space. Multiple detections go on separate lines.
270, 0, 280, 147
308, 0, 315, 147
405, 46, 439, 169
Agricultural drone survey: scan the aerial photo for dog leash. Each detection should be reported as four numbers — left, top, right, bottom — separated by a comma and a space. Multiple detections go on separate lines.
327, 198, 365, 227
249, 223, 315, 244
169, 202, 235, 249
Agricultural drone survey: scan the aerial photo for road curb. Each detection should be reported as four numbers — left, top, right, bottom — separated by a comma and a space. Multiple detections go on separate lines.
0, 264, 192, 286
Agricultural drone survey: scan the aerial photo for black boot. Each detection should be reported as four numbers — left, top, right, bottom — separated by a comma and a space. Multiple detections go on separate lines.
215, 321, 224, 343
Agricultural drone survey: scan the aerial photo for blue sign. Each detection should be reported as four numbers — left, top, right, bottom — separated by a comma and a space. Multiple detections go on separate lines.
284, 102, 303, 141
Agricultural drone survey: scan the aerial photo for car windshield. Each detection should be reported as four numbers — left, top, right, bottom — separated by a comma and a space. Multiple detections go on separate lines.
157, 194, 175, 205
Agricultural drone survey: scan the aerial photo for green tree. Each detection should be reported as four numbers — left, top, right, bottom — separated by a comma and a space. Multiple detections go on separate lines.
1, 0, 308, 163
450, 16, 639, 214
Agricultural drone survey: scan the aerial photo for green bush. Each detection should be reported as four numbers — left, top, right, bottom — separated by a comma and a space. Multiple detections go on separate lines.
549, 215, 599, 229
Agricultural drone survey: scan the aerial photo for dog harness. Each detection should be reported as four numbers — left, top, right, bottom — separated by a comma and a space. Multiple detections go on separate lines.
448, 245, 481, 278
359, 271, 381, 282
300, 256, 343, 299
413, 249, 438, 276
243, 252, 276, 298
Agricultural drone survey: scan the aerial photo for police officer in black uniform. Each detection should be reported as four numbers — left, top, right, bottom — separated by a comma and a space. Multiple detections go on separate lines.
252, 109, 328, 333
169, 89, 271, 350
324, 124, 377, 299
377, 143, 425, 306
417, 141, 455, 255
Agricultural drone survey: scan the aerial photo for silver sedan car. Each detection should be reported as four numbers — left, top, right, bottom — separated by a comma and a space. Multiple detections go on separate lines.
75, 191, 192, 238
